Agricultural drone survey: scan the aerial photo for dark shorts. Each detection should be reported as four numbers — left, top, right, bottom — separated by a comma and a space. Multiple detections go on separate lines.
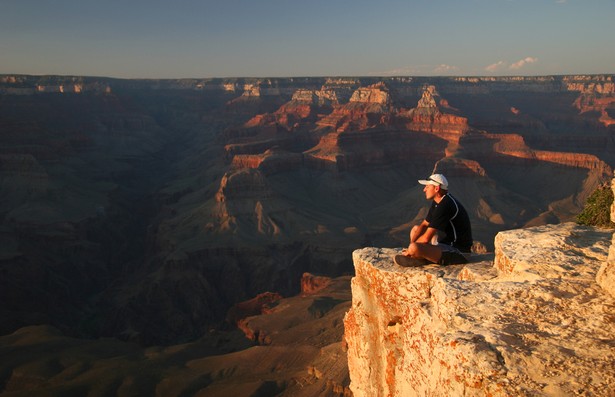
437, 244, 471, 264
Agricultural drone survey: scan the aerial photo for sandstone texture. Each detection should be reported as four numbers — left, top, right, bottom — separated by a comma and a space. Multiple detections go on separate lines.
344, 223, 615, 397
596, 177, 615, 297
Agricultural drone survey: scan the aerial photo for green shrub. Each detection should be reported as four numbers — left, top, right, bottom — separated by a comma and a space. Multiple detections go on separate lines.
576, 182, 615, 228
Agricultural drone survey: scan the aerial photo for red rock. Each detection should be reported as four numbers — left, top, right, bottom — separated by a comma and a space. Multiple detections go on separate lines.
300, 272, 332, 295
226, 291, 283, 328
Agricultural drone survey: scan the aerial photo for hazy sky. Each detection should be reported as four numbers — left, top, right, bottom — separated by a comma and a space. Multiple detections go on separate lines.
1, 0, 614, 79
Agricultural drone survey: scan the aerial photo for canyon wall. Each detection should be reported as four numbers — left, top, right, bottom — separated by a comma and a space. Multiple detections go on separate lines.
344, 219, 615, 396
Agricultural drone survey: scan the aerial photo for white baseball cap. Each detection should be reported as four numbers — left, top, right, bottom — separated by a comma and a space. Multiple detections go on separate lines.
418, 174, 448, 189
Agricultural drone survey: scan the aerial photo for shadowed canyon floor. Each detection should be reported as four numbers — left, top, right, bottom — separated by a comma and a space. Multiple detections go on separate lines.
0, 274, 352, 396
1, 74, 614, 395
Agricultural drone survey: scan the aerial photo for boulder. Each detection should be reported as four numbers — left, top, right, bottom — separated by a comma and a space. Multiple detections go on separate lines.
596, 176, 615, 297
344, 223, 614, 396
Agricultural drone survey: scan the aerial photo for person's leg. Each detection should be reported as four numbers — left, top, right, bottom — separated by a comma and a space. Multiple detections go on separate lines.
394, 254, 429, 267
406, 242, 442, 264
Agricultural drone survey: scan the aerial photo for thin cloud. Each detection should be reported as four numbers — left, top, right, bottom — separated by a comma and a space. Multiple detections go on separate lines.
375, 67, 423, 76
433, 64, 459, 74
372, 64, 448, 76
510, 57, 538, 70
485, 61, 506, 72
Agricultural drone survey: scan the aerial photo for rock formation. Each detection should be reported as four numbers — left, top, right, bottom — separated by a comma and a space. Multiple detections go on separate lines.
596, 177, 615, 297
305, 84, 470, 170
573, 91, 615, 127
345, 222, 614, 396
315, 82, 393, 132
402, 85, 469, 140
570, 74, 615, 128
230, 148, 304, 175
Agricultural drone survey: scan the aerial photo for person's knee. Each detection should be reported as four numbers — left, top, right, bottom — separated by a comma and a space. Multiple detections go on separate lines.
409, 242, 442, 263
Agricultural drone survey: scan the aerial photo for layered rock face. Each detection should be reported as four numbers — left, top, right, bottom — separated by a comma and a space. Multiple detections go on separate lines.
571, 78, 615, 127
315, 82, 393, 132
345, 223, 614, 397
403, 85, 469, 139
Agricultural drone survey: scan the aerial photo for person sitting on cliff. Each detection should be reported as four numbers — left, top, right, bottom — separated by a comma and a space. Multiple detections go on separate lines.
395, 173, 473, 267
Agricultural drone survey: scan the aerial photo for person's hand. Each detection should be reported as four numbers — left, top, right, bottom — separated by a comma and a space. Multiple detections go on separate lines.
401, 248, 409, 256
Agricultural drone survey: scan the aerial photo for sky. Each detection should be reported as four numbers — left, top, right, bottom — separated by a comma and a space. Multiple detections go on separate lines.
1, 0, 614, 79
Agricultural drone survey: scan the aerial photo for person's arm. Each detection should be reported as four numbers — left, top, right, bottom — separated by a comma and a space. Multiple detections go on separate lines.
403, 220, 440, 256
415, 226, 438, 244
410, 220, 439, 244
409, 220, 429, 243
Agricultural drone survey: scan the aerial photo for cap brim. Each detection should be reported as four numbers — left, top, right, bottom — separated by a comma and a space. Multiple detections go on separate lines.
418, 179, 433, 185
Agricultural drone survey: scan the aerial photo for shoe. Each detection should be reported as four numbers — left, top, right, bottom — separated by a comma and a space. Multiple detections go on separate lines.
394, 254, 428, 268
438, 251, 468, 266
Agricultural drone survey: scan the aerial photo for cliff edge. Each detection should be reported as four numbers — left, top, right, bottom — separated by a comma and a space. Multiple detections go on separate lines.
596, 177, 615, 298
344, 221, 615, 396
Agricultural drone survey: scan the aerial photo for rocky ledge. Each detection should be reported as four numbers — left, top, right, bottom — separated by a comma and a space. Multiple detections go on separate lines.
344, 222, 614, 397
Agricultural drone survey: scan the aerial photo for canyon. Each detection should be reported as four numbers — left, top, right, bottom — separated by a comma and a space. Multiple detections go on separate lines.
0, 74, 614, 395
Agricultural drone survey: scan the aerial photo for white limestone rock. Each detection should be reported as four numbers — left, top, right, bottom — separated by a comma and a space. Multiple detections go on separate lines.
596, 235, 615, 298
344, 223, 615, 397
596, 176, 615, 297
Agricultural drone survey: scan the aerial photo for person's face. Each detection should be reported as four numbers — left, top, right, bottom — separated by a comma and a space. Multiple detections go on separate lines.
423, 183, 439, 200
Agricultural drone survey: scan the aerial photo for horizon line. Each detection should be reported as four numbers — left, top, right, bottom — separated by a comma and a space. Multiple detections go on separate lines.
1, 72, 614, 82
